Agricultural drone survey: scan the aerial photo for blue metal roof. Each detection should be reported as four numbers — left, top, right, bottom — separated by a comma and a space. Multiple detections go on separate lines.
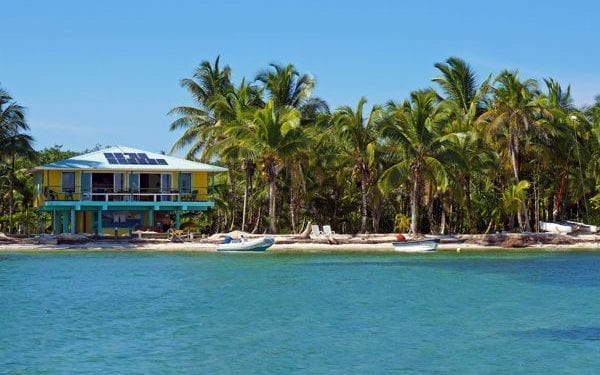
33, 146, 228, 172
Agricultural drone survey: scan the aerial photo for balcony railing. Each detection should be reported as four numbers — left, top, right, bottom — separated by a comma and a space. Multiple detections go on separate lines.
43, 186, 208, 202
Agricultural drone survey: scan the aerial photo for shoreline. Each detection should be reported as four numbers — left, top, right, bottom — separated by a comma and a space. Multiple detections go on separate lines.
1, 232, 599, 252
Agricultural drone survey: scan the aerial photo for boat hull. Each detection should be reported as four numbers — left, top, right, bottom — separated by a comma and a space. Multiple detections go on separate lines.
392, 239, 439, 252
217, 237, 274, 252
539, 221, 574, 234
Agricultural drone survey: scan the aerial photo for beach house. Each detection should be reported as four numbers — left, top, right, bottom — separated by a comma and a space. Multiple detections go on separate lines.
31, 146, 227, 235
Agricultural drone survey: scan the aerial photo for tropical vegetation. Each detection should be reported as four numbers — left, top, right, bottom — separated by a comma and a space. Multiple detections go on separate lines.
169, 56, 600, 235
2, 55, 600, 236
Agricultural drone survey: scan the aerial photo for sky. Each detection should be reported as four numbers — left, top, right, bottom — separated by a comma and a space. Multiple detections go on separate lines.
1, 0, 599, 153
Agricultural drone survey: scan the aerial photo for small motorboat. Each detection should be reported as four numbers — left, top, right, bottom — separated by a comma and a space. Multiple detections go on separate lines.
392, 238, 439, 253
539, 221, 576, 234
216, 236, 274, 252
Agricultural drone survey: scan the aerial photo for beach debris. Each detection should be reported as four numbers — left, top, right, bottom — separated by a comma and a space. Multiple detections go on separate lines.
0, 232, 18, 243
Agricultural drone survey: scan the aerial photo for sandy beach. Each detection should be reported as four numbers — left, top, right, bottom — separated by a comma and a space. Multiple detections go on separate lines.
1, 232, 599, 252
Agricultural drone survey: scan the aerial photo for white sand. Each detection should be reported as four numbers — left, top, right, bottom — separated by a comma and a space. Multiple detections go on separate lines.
1, 233, 599, 252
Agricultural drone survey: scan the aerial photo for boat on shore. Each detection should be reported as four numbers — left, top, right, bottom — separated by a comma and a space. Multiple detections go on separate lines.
539, 221, 576, 234
392, 238, 439, 253
216, 236, 274, 252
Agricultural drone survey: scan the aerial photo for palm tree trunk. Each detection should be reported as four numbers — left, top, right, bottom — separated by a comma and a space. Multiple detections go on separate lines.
360, 173, 368, 233
290, 175, 297, 234
9, 152, 15, 234
241, 187, 248, 232
552, 159, 570, 221
252, 205, 262, 234
410, 169, 421, 235
227, 166, 237, 231
268, 175, 278, 234
509, 142, 530, 231
464, 175, 475, 233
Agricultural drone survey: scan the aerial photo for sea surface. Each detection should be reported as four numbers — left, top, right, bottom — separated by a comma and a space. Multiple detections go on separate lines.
1, 250, 599, 373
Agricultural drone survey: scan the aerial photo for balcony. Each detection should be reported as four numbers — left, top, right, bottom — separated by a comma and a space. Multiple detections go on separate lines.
40, 186, 214, 212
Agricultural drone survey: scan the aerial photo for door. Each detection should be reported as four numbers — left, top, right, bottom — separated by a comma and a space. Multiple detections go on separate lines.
161, 174, 172, 201
81, 172, 91, 200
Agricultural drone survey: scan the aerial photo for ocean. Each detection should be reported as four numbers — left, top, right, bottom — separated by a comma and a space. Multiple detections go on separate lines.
1, 250, 599, 373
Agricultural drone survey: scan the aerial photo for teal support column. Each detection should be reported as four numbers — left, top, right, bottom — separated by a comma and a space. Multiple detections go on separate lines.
148, 210, 154, 228
52, 210, 58, 235
97, 208, 103, 235
175, 210, 180, 229
70, 209, 76, 234
61, 211, 68, 234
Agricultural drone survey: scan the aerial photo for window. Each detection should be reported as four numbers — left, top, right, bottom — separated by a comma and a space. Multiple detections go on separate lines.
62, 172, 75, 193
114, 173, 124, 192
180, 173, 192, 193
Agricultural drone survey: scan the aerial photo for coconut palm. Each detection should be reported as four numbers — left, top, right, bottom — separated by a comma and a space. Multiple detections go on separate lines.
380, 89, 448, 234
477, 70, 547, 231
169, 56, 233, 161
255, 63, 324, 114
332, 97, 382, 233
256, 63, 329, 231
433, 57, 494, 232
206, 79, 264, 231
433, 57, 484, 115
0, 88, 34, 233
221, 101, 307, 233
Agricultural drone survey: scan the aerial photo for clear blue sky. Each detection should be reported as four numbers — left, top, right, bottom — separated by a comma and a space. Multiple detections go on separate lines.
1, 0, 598, 153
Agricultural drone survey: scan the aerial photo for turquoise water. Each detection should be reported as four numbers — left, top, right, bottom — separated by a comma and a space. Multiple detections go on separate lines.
1, 250, 599, 373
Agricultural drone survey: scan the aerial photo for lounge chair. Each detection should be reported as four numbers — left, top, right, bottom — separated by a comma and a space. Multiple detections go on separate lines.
323, 225, 335, 236
310, 225, 323, 239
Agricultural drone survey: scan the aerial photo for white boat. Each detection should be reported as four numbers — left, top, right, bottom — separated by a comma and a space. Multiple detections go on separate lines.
216, 236, 274, 252
392, 238, 439, 253
565, 220, 598, 233
539, 221, 575, 234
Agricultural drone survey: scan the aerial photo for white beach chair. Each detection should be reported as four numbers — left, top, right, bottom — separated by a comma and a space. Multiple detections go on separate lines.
323, 225, 335, 236
310, 225, 323, 239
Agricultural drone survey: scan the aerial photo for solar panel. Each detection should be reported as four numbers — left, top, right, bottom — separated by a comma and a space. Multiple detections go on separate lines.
104, 152, 168, 165
104, 153, 118, 164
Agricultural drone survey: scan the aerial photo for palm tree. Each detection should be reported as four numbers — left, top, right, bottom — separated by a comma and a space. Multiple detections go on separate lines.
0, 88, 34, 233
433, 57, 493, 232
256, 63, 321, 112
206, 79, 264, 231
433, 57, 483, 116
169, 56, 233, 161
333, 97, 382, 233
477, 70, 546, 231
255, 63, 328, 231
380, 89, 448, 234
222, 101, 307, 233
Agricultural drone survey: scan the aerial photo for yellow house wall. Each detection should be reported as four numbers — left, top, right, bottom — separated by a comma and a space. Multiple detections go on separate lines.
48, 170, 61, 191
172, 172, 178, 190
192, 172, 208, 199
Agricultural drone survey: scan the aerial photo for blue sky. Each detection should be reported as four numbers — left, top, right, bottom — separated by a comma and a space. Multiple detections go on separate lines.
1, 0, 598, 153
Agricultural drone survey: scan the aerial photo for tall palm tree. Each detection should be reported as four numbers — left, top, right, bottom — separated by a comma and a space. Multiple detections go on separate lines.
169, 56, 233, 160
433, 57, 483, 115
206, 79, 264, 231
477, 70, 546, 231
256, 63, 316, 111
433, 57, 494, 232
380, 89, 448, 234
333, 97, 382, 233
0, 88, 34, 233
255, 63, 328, 231
222, 101, 307, 233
